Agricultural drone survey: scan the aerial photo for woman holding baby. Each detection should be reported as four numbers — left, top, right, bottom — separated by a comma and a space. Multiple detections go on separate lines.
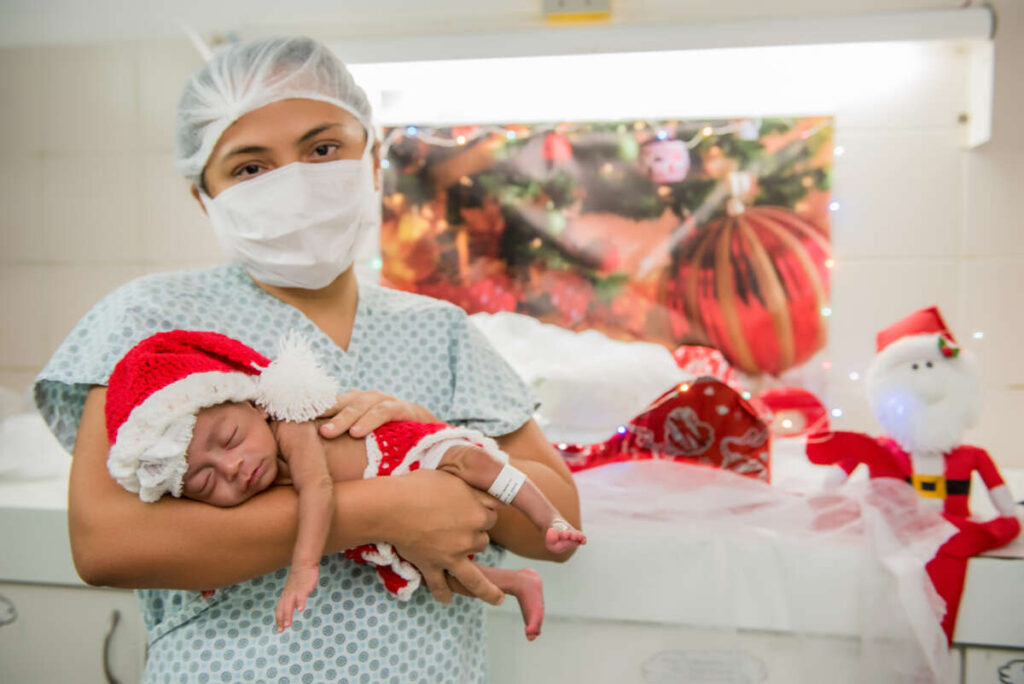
35, 36, 580, 683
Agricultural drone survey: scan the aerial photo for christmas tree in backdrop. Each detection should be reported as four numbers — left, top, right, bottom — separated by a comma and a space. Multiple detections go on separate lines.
380, 116, 833, 375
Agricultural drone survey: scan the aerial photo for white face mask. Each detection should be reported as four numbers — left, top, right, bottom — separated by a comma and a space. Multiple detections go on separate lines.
200, 144, 378, 289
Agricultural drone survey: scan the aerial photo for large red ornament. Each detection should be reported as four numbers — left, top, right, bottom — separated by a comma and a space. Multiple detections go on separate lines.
664, 205, 831, 375
557, 377, 770, 481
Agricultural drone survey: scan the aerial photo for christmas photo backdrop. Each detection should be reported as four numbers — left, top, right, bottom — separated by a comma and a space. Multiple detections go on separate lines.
380, 116, 833, 377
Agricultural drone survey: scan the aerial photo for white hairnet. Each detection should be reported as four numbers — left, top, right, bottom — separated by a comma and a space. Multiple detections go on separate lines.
173, 36, 374, 185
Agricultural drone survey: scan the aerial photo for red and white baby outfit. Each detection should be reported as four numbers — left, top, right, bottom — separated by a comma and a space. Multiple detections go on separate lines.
344, 420, 512, 600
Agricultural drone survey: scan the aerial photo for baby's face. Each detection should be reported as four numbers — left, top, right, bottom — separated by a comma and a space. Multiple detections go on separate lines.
182, 402, 279, 507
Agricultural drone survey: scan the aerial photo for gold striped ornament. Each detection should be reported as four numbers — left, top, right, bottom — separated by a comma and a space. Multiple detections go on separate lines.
665, 181, 831, 376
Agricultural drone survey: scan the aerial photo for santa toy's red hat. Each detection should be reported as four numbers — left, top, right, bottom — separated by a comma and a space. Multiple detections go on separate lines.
106, 330, 337, 502
868, 306, 963, 377
866, 306, 981, 454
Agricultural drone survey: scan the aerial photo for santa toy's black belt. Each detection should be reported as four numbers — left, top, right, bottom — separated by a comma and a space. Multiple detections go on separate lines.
905, 476, 971, 496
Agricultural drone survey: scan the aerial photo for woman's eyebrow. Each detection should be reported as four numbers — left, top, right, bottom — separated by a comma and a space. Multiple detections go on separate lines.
296, 122, 342, 144
221, 144, 270, 161
219, 123, 343, 162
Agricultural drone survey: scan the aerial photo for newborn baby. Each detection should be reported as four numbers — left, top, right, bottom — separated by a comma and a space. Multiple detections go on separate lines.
185, 400, 585, 635
104, 330, 585, 638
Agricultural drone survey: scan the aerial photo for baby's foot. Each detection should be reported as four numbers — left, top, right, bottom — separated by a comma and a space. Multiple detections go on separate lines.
512, 568, 545, 641
545, 518, 587, 554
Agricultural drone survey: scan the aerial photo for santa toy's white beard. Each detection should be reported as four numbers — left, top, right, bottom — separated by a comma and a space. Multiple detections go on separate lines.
866, 339, 981, 454
870, 387, 976, 453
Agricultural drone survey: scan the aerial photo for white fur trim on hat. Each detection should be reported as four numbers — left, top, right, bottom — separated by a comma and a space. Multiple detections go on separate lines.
868, 333, 950, 382
107, 371, 260, 502
866, 333, 979, 403
255, 331, 338, 422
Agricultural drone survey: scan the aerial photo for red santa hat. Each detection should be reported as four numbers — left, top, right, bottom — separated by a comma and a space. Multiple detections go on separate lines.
869, 306, 961, 377
865, 306, 981, 453
106, 330, 337, 502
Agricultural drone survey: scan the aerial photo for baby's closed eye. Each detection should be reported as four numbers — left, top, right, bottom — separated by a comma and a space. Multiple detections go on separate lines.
184, 468, 213, 499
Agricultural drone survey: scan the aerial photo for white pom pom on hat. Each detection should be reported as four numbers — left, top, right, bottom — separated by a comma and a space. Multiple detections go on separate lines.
254, 330, 338, 422
105, 330, 337, 502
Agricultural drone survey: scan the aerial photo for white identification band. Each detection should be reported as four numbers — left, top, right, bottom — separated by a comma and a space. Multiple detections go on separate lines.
487, 464, 527, 504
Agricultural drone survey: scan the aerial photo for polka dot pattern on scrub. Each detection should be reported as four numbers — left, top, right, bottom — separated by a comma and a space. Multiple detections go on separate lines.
35, 263, 538, 684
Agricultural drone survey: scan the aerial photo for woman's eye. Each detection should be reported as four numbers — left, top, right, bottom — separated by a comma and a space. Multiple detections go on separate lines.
911, 363, 919, 370
925, 361, 933, 368
313, 143, 338, 157
234, 163, 262, 178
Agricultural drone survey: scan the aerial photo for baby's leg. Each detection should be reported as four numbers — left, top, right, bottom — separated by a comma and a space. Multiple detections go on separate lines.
437, 446, 586, 554
447, 564, 545, 641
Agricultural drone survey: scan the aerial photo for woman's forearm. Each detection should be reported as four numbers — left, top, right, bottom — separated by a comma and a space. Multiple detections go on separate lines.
71, 482, 296, 589
72, 475, 392, 590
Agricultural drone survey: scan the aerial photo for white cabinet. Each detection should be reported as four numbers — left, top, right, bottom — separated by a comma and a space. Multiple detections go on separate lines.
486, 610, 966, 684
0, 582, 146, 684
962, 646, 1024, 683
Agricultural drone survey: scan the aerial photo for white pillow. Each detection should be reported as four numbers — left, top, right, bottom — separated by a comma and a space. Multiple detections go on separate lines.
0, 412, 71, 481
470, 312, 688, 444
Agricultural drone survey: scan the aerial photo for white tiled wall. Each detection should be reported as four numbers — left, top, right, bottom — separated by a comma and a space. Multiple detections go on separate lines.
0, 47, 42, 155
39, 44, 141, 155
819, 1, 1024, 467
41, 154, 145, 263
1, 2, 1023, 470
830, 131, 963, 259
0, 38, 210, 388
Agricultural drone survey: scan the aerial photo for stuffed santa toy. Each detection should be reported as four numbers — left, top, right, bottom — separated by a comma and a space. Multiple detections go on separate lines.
807, 306, 1021, 643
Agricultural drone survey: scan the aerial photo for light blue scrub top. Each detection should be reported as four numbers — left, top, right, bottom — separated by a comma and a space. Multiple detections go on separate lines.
35, 263, 537, 684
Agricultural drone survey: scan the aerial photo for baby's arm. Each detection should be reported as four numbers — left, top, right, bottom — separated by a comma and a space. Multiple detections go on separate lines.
371, 421, 585, 556
271, 420, 334, 632
438, 445, 585, 554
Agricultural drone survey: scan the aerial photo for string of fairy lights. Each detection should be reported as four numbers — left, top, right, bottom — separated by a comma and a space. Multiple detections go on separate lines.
379, 117, 781, 162
375, 120, 989, 432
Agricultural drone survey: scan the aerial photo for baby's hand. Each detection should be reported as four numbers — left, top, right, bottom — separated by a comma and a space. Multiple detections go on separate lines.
275, 565, 319, 632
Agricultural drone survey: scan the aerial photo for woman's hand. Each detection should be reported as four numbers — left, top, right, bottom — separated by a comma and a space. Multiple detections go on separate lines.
370, 469, 504, 606
317, 390, 439, 439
